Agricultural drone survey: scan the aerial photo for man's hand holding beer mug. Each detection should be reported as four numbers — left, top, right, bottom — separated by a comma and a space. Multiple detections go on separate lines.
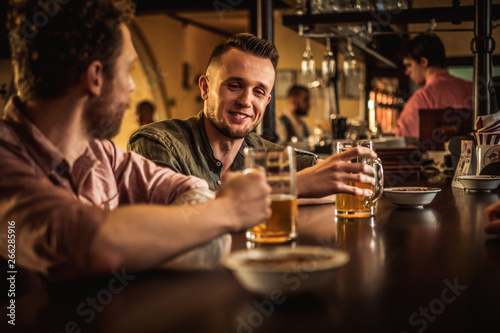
296, 145, 378, 199
333, 141, 384, 218
244, 146, 298, 244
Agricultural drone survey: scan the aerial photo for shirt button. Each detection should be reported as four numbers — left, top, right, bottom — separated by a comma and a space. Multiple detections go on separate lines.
216, 161, 222, 167
217, 180, 221, 185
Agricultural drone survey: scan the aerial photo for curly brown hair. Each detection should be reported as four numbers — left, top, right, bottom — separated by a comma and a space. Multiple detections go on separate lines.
7, 0, 135, 101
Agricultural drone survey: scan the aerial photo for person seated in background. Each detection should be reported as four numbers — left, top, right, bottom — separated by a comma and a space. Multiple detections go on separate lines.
136, 100, 156, 126
392, 33, 473, 138
0, 0, 271, 282
277, 85, 311, 144
128, 33, 376, 198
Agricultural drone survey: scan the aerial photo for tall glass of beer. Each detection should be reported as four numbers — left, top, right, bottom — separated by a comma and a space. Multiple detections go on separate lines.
335, 141, 384, 218
244, 146, 297, 243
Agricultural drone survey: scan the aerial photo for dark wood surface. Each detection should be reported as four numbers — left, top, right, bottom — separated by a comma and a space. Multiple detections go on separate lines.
3, 176, 500, 333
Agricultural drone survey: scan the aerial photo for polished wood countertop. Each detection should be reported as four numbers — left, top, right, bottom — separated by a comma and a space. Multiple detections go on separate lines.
3, 177, 500, 333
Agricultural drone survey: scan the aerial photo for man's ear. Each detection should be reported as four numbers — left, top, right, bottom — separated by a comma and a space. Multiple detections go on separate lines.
420, 57, 429, 68
265, 94, 272, 106
81, 60, 104, 97
199, 75, 209, 100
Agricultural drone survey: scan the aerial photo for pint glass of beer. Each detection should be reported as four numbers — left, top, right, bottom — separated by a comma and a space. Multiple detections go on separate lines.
335, 141, 384, 218
244, 146, 297, 243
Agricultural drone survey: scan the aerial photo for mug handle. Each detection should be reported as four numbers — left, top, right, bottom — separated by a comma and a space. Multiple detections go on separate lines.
363, 158, 384, 208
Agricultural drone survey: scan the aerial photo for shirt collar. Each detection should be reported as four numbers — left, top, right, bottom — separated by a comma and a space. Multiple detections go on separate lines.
195, 111, 219, 165
426, 69, 448, 86
238, 140, 248, 156
2, 96, 95, 177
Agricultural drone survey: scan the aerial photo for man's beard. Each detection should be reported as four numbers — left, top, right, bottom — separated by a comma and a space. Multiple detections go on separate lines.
84, 95, 129, 140
206, 106, 254, 139
294, 106, 308, 117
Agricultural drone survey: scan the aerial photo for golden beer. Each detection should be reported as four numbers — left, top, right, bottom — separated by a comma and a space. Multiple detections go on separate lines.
336, 182, 375, 218
246, 194, 298, 243
334, 141, 384, 218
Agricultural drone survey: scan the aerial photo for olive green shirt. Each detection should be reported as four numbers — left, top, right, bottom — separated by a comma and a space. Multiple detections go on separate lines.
127, 111, 318, 191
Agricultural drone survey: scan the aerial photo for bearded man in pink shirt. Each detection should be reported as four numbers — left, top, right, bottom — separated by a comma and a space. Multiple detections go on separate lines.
392, 33, 473, 138
0, 0, 272, 282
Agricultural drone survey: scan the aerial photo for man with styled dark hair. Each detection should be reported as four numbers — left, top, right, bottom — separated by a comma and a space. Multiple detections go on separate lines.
129, 33, 377, 198
392, 33, 473, 138
277, 85, 311, 143
0, 0, 271, 282
207, 32, 279, 71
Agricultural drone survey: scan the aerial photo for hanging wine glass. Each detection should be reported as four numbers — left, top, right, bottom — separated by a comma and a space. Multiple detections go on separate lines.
301, 38, 315, 75
354, 0, 372, 12
323, 0, 339, 13
343, 38, 357, 77
321, 37, 336, 85
300, 38, 316, 85
295, 0, 307, 15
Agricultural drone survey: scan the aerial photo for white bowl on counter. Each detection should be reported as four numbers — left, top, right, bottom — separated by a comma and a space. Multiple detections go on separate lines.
458, 175, 500, 191
224, 246, 350, 296
384, 187, 441, 208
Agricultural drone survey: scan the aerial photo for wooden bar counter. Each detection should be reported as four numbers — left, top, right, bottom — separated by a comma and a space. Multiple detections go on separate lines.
3, 176, 500, 333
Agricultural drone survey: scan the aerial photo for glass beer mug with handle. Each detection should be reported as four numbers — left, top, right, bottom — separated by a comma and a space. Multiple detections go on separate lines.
243, 146, 298, 243
335, 141, 384, 218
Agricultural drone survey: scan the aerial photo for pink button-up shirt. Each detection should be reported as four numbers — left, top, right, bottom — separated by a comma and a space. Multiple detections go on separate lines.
0, 97, 208, 280
392, 69, 473, 138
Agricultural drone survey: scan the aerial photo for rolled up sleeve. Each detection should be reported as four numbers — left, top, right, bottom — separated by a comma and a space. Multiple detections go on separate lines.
97, 140, 209, 205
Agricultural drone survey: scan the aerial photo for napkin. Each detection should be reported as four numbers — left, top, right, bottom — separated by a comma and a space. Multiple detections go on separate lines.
475, 111, 500, 131
474, 111, 500, 145
474, 111, 500, 173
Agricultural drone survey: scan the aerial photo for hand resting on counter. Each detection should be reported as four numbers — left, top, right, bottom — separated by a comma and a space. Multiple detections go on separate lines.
485, 201, 500, 235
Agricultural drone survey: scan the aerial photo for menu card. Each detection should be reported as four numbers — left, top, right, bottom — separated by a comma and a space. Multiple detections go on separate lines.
452, 140, 476, 189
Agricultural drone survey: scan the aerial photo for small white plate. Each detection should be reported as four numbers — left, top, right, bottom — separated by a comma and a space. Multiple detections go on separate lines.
384, 187, 441, 208
458, 175, 500, 191
225, 246, 349, 295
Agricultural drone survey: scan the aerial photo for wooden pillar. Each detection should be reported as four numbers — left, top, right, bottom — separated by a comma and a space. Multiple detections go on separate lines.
257, 0, 278, 142
472, 0, 495, 122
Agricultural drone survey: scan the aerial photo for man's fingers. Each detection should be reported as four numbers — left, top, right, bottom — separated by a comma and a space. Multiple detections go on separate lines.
337, 183, 374, 197
333, 165, 376, 185
345, 163, 376, 177
337, 146, 378, 161
485, 221, 500, 234
485, 203, 500, 223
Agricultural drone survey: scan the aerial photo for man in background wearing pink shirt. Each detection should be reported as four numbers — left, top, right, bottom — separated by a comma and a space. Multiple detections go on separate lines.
392, 33, 473, 138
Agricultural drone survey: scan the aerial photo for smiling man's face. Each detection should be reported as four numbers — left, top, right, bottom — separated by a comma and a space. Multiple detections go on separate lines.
200, 48, 275, 139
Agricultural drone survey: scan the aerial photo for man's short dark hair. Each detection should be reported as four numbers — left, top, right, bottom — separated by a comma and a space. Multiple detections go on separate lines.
206, 33, 279, 72
403, 33, 446, 68
287, 85, 309, 98
7, 0, 135, 101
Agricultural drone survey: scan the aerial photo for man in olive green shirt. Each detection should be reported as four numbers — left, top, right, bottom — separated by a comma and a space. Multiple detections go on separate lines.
128, 111, 316, 191
129, 33, 376, 198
